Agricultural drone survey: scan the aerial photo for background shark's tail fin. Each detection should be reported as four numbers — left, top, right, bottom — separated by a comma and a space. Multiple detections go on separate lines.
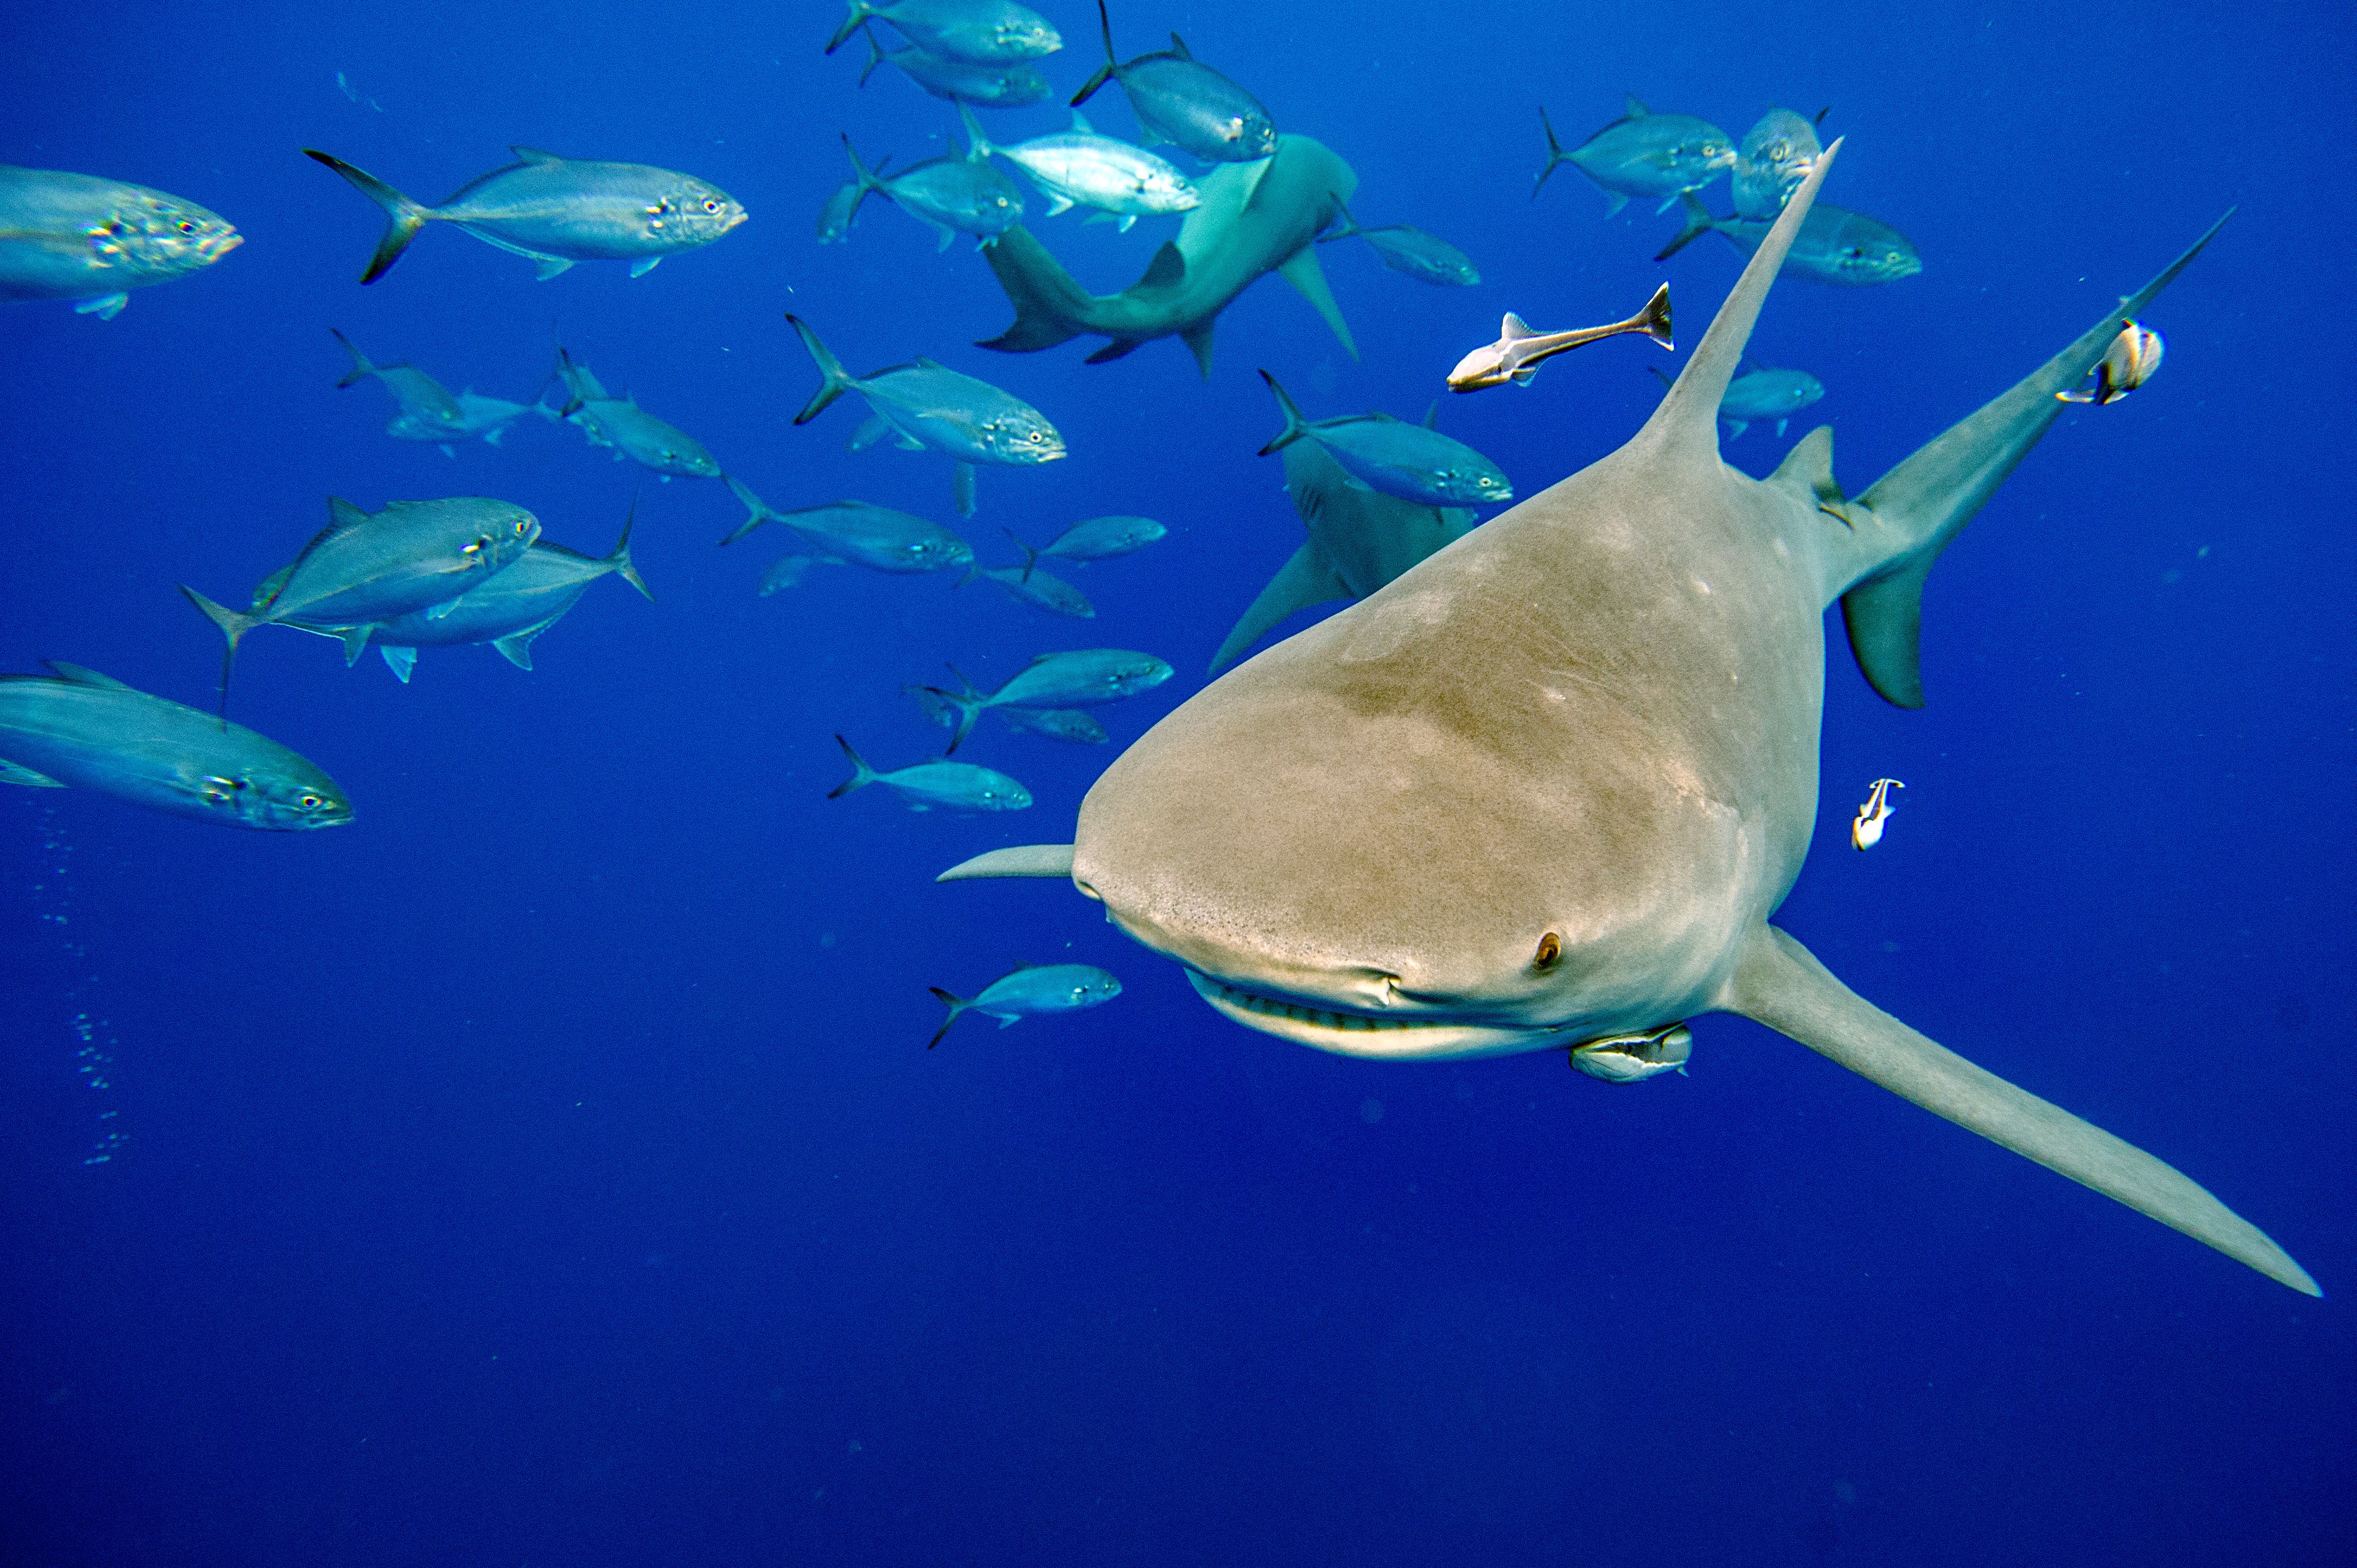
1637, 143, 1839, 468
975, 226, 1092, 353
1835, 210, 2232, 707
1724, 923, 2319, 1296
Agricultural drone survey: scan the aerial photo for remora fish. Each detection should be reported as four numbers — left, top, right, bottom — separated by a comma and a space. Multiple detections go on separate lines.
270, 506, 652, 681
1019, 515, 1166, 562
856, 21, 1052, 106
959, 103, 1197, 232
926, 963, 1121, 1048
825, 0, 1061, 64
303, 146, 746, 284
828, 736, 1031, 812
1258, 373, 1510, 506
181, 496, 540, 702
330, 328, 466, 440
1657, 194, 1921, 285
936, 159, 2311, 1296
841, 133, 1023, 251
912, 648, 1173, 750
723, 477, 974, 571
1532, 98, 1735, 213
1070, 0, 1276, 164
1316, 202, 1478, 286
1208, 439, 1472, 673
0, 165, 240, 319
786, 314, 1065, 516
1733, 108, 1822, 218
1446, 283, 1674, 392
977, 134, 1358, 374
555, 349, 721, 478
0, 663, 349, 830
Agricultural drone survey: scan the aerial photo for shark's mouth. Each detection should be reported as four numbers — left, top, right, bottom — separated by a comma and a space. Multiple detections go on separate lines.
1185, 971, 1573, 1061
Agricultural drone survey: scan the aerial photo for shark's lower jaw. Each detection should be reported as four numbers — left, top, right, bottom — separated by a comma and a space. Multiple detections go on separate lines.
1185, 971, 1572, 1061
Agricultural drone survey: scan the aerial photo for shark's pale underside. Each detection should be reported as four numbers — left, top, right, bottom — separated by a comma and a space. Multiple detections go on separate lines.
937, 146, 2313, 1295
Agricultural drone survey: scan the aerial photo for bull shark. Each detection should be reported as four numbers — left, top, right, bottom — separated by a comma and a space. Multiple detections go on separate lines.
932, 146, 2315, 1295
975, 133, 1357, 375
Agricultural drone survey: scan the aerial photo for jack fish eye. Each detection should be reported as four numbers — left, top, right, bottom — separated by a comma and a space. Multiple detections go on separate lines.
1533, 932, 1561, 970
702, 198, 721, 213
300, 794, 323, 809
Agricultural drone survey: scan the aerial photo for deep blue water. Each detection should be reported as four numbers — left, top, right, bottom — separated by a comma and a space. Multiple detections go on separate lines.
4, 2, 2352, 1562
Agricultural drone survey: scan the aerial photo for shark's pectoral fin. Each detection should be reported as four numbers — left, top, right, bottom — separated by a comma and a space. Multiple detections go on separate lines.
936, 844, 1076, 882
1208, 539, 1351, 674
1720, 924, 2318, 1296
1275, 245, 1357, 360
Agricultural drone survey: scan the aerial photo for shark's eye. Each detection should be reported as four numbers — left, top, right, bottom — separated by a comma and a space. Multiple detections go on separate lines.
1534, 933, 1561, 970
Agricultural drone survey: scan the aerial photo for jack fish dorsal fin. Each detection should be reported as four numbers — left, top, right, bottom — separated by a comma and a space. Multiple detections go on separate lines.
1139, 241, 1187, 290
1637, 140, 1840, 470
511, 146, 564, 165
1624, 94, 1650, 117
1769, 424, 1844, 506
1167, 31, 1192, 58
326, 496, 371, 533
41, 662, 133, 690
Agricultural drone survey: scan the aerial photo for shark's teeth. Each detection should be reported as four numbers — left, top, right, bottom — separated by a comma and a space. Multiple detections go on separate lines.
1194, 975, 1428, 1033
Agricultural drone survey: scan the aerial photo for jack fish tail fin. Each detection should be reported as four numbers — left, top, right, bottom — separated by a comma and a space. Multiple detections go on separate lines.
1723, 923, 2319, 1296
1070, 0, 1119, 106
1532, 107, 1570, 199
1653, 193, 1721, 262
786, 313, 857, 424
1835, 210, 2231, 708
328, 328, 375, 388
1316, 199, 1363, 242
605, 493, 654, 599
856, 17, 887, 82
926, 986, 972, 1048
839, 135, 889, 197
1255, 370, 1314, 455
827, 734, 878, 799
929, 666, 988, 752
975, 226, 1091, 353
824, 0, 876, 54
304, 151, 430, 284
719, 474, 782, 545
1638, 143, 1838, 470
178, 584, 260, 720
957, 102, 997, 161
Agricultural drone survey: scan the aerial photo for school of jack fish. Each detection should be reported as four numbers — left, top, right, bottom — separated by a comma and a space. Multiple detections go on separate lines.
7, 2, 2269, 1290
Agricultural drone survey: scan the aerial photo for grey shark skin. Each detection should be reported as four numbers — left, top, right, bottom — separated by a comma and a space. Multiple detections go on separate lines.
939, 151, 2315, 1295
976, 134, 1357, 375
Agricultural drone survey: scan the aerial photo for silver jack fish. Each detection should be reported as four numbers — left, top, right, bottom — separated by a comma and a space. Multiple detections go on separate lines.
181, 495, 540, 707
927, 963, 1121, 1047
994, 707, 1108, 744
828, 736, 1032, 812
1658, 194, 1920, 286
965, 546, 1096, 619
331, 328, 467, 440
856, 21, 1051, 106
0, 663, 348, 830
1733, 108, 1823, 219
841, 132, 1023, 251
1447, 284, 1673, 392
1532, 98, 1735, 213
1259, 374, 1510, 506
960, 103, 1197, 231
825, 0, 1061, 65
1017, 515, 1166, 562
1316, 202, 1479, 287
275, 504, 651, 682
722, 477, 975, 572
0, 165, 241, 320
910, 649, 1172, 751
303, 146, 745, 284
555, 348, 722, 478
1070, 0, 1276, 164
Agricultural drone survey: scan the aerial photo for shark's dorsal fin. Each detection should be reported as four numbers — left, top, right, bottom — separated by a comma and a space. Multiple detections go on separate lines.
1139, 241, 1187, 290
41, 661, 133, 690
1208, 539, 1351, 674
511, 146, 564, 165
1769, 424, 1843, 506
1275, 245, 1357, 360
1635, 139, 1839, 471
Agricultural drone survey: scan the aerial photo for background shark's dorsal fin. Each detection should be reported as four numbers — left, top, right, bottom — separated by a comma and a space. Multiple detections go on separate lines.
1834, 209, 2232, 707
1634, 140, 1841, 469
1769, 425, 1843, 506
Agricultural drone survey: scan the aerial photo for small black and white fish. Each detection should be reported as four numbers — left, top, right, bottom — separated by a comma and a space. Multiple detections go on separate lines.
2056, 322, 2163, 405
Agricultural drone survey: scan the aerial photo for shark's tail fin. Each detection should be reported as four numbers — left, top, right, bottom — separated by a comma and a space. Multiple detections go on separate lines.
1654, 194, 1720, 261
178, 584, 261, 720
1071, 0, 1119, 107
975, 226, 1091, 353
1531, 108, 1571, 199
926, 986, 972, 1048
824, 0, 876, 55
1836, 210, 2232, 708
827, 734, 879, 799
328, 328, 375, 388
719, 474, 784, 545
786, 313, 858, 424
1255, 371, 1315, 455
605, 493, 654, 599
304, 151, 430, 284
